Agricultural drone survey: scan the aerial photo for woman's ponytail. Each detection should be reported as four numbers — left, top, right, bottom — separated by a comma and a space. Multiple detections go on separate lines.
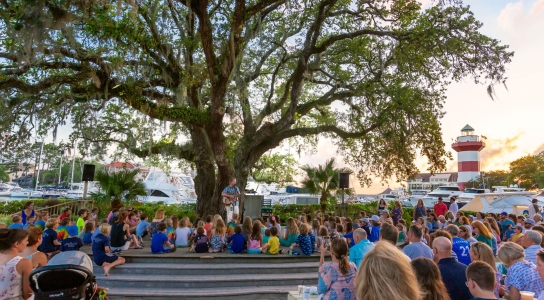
331, 238, 350, 276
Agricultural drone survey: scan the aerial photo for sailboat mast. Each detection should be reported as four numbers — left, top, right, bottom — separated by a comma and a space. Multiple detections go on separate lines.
35, 139, 44, 190
70, 140, 77, 187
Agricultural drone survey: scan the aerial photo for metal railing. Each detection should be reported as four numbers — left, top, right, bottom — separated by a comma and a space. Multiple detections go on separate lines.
35, 199, 94, 217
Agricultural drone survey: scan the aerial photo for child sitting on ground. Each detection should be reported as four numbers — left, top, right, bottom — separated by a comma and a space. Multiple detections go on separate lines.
509, 225, 524, 244
8, 215, 23, 229
247, 223, 263, 254
93, 223, 125, 276
76, 209, 88, 234
56, 217, 71, 240
227, 225, 245, 254
209, 219, 226, 253
316, 226, 329, 253
41, 218, 61, 256
23, 216, 35, 229
263, 228, 271, 244
91, 208, 99, 225
35, 212, 48, 231
289, 224, 313, 256
335, 224, 344, 239
261, 227, 283, 254
136, 214, 150, 246
175, 218, 191, 248
328, 221, 337, 238
61, 225, 83, 251
190, 226, 209, 253
307, 224, 316, 253
81, 222, 95, 245
166, 218, 176, 245
151, 223, 176, 254
227, 213, 239, 237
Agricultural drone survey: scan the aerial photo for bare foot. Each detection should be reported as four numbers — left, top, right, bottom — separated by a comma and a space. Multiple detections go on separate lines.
102, 263, 112, 276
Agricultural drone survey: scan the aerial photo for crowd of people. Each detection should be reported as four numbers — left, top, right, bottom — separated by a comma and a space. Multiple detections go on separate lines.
3, 197, 544, 299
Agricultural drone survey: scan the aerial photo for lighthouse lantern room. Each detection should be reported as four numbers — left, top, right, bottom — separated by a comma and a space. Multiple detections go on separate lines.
451, 125, 486, 191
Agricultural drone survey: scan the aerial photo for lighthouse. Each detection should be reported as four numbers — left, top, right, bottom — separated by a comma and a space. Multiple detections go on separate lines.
451, 125, 486, 190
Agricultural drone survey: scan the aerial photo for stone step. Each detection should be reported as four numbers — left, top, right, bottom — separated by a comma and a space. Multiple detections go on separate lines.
95, 272, 318, 289
88, 253, 322, 264
103, 286, 301, 300
93, 262, 319, 276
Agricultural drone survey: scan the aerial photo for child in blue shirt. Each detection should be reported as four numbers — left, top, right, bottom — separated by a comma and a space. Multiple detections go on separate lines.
92, 223, 125, 276
227, 225, 245, 254
505, 224, 515, 240
8, 215, 24, 229
151, 223, 176, 254
35, 212, 48, 231
61, 225, 83, 251
23, 216, 35, 229
81, 222, 95, 245
41, 218, 61, 255
290, 224, 313, 256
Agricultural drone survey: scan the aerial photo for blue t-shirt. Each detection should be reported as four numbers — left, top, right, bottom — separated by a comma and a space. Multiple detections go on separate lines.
8, 223, 23, 229
83, 232, 93, 245
403, 241, 434, 260
151, 231, 169, 253
136, 220, 150, 237
344, 232, 355, 248
35, 220, 46, 231
451, 237, 471, 265
61, 237, 83, 251
23, 223, 34, 229
41, 228, 58, 253
92, 233, 110, 264
108, 214, 116, 225
295, 234, 313, 255
227, 233, 245, 253
368, 226, 380, 242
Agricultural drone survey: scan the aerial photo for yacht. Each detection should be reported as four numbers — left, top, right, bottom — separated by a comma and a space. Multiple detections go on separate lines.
412, 185, 464, 207
0, 182, 19, 196
457, 188, 491, 203
139, 169, 197, 204
9, 187, 44, 198
461, 192, 541, 215
66, 183, 98, 199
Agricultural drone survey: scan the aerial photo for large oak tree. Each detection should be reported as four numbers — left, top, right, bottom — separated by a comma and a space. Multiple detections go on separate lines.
0, 0, 513, 217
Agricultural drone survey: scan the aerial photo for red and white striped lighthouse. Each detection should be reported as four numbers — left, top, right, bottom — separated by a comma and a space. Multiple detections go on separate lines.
451, 125, 486, 191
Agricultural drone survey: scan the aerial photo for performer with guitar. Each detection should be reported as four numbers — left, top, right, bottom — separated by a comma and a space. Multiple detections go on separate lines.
221, 178, 241, 222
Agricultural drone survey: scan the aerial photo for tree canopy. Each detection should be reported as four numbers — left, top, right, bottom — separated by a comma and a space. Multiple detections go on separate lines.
0, 0, 513, 217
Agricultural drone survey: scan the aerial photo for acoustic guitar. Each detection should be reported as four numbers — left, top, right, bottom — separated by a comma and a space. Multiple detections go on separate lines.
222, 194, 240, 206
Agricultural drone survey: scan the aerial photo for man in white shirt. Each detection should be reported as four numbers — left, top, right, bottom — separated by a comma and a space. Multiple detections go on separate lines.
528, 198, 540, 218
449, 197, 458, 216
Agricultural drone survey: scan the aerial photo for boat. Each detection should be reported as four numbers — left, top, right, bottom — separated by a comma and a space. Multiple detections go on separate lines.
66, 183, 98, 199
412, 185, 464, 207
139, 169, 197, 205
0, 182, 19, 196
9, 187, 44, 198
457, 188, 491, 203
460, 193, 542, 215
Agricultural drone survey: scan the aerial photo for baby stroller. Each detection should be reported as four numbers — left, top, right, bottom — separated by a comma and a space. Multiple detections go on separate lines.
30, 251, 99, 300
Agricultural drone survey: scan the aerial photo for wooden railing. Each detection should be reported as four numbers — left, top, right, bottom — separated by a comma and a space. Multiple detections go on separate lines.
35, 199, 94, 217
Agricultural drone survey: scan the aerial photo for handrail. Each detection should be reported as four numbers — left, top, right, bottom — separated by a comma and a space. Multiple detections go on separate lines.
35, 199, 94, 218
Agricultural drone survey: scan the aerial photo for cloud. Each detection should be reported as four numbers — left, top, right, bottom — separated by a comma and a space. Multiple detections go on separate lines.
479, 132, 523, 170
497, 0, 544, 37
534, 143, 544, 155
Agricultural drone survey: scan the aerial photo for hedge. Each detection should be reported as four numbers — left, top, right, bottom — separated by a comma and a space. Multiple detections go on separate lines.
0, 199, 479, 226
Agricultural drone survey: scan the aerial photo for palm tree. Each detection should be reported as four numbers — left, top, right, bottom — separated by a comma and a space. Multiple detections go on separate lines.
93, 169, 147, 209
301, 158, 353, 211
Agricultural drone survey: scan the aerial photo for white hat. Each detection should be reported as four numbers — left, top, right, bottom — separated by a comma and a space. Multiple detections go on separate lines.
370, 215, 380, 222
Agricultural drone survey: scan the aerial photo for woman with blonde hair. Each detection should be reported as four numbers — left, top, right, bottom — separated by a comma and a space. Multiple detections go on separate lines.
356, 241, 421, 300
469, 242, 500, 298
209, 219, 227, 253
279, 217, 299, 247
472, 221, 493, 248
497, 242, 544, 299
149, 209, 165, 237
413, 199, 426, 221
318, 238, 356, 299
411, 257, 451, 300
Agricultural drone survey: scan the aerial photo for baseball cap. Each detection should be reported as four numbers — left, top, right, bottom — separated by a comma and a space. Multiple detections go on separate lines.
360, 218, 369, 224
370, 215, 380, 222
382, 209, 389, 214
500, 212, 508, 216
67, 225, 79, 237
525, 219, 535, 225
515, 225, 523, 231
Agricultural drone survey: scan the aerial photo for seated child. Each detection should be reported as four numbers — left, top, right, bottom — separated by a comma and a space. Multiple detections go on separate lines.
316, 226, 329, 253
328, 221, 338, 239
82, 222, 95, 245
509, 225, 524, 244
60, 225, 83, 251
505, 224, 514, 240
91, 208, 99, 225
262, 228, 271, 244
136, 214, 150, 246
35, 212, 49, 231
151, 223, 177, 254
261, 226, 283, 254
23, 216, 35, 229
227, 213, 239, 237
8, 215, 23, 229
397, 224, 406, 243
209, 219, 226, 253
92, 223, 125, 276
289, 224, 313, 256
191, 226, 209, 253
41, 218, 61, 256
335, 224, 344, 239
76, 209, 88, 234
56, 218, 71, 241
166, 218, 176, 244
175, 218, 191, 248
227, 225, 245, 254
307, 224, 316, 253
247, 223, 262, 254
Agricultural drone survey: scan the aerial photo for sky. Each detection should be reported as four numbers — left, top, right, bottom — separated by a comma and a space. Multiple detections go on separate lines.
296, 0, 544, 193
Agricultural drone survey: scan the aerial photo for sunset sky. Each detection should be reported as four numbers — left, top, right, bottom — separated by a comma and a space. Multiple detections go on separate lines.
298, 0, 544, 193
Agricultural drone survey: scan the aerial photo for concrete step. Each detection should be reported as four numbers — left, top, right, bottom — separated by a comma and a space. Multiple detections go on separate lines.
95, 272, 318, 289
88, 253, 322, 264
103, 286, 300, 300
93, 262, 319, 276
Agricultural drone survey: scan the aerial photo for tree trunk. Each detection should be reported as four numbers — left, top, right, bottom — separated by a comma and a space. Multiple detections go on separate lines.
111, 198, 123, 210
